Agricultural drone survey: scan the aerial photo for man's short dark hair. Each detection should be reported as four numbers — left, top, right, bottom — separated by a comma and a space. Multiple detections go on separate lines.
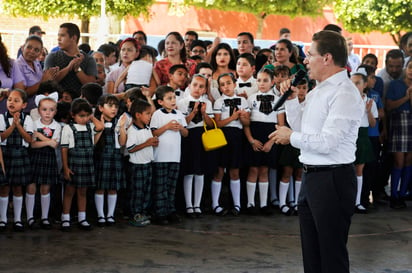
60, 23, 80, 43
385, 49, 404, 65
323, 24, 342, 33
279, 28, 291, 36
237, 32, 254, 45
132, 30, 147, 43
97, 43, 117, 57
190, 40, 206, 51
185, 31, 198, 40
312, 30, 347, 68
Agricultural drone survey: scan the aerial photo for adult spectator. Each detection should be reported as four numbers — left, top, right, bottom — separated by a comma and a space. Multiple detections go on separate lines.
403, 34, 412, 68
377, 49, 404, 99
279, 28, 291, 40
270, 30, 363, 273
16, 35, 59, 113
272, 39, 306, 75
44, 23, 97, 98
154, 32, 196, 86
237, 32, 254, 55
17, 25, 46, 57
0, 34, 25, 112
133, 30, 147, 45
184, 30, 198, 56
323, 24, 342, 33
346, 37, 360, 71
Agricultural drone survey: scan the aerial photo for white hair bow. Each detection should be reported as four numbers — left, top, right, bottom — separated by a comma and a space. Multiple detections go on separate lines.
35, 92, 59, 107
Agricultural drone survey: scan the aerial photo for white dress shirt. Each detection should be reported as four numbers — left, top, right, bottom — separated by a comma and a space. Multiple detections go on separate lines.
285, 70, 364, 165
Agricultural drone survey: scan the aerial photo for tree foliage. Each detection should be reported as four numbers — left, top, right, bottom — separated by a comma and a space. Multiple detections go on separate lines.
186, 0, 333, 17
334, 0, 412, 44
2, 0, 154, 19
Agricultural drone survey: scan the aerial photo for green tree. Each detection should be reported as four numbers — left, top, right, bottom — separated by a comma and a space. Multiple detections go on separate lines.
186, 0, 333, 39
334, 0, 412, 45
2, 0, 155, 43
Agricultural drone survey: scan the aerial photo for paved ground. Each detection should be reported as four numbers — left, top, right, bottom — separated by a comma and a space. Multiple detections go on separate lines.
1, 201, 412, 273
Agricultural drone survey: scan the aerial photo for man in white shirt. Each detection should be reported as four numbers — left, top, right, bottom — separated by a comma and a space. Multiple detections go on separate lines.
270, 30, 364, 273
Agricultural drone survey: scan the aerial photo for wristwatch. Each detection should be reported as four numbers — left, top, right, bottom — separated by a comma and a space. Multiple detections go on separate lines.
75, 67, 82, 73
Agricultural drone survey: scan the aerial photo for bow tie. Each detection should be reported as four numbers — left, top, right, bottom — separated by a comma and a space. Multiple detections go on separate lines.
35, 92, 59, 107
188, 101, 203, 124
224, 98, 241, 116
256, 95, 274, 115
175, 90, 182, 96
239, 82, 252, 88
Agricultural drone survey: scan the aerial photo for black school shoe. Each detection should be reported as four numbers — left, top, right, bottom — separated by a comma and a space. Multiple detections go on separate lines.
13, 221, 24, 232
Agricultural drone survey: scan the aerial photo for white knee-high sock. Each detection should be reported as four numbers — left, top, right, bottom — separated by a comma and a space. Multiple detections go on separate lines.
211, 180, 222, 209
230, 179, 241, 208
356, 176, 363, 205
95, 194, 104, 218
294, 181, 302, 206
13, 196, 23, 222
183, 175, 194, 208
41, 194, 50, 220
269, 168, 278, 201
279, 182, 289, 208
107, 194, 117, 217
193, 175, 204, 208
259, 182, 269, 208
246, 181, 256, 207
0, 196, 8, 223
61, 213, 70, 227
25, 193, 35, 220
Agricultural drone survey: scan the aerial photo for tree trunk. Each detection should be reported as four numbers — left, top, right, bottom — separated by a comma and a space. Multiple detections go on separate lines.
390, 32, 401, 46
80, 17, 90, 44
255, 13, 267, 40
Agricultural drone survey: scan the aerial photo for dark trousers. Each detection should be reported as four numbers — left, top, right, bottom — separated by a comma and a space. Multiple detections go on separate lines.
298, 164, 356, 273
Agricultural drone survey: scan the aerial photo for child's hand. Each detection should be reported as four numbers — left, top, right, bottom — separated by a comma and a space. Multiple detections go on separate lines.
12, 112, 21, 126
167, 120, 181, 131
192, 102, 200, 114
92, 115, 105, 132
141, 87, 151, 98
147, 136, 159, 147
119, 113, 127, 128
63, 167, 74, 181
262, 140, 274, 153
48, 139, 59, 149
238, 91, 248, 99
231, 108, 240, 120
200, 102, 207, 114
251, 139, 263, 152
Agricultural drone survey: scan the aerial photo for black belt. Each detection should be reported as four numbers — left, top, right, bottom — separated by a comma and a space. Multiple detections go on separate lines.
303, 163, 353, 173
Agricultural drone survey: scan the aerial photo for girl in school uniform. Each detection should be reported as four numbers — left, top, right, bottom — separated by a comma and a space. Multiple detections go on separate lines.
60, 98, 104, 231
244, 68, 285, 215
212, 73, 250, 216
0, 89, 33, 232
28, 95, 61, 229
351, 69, 378, 213
177, 74, 214, 218
94, 94, 126, 226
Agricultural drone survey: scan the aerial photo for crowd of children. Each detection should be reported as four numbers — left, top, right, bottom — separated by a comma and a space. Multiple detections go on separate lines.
1, 26, 408, 233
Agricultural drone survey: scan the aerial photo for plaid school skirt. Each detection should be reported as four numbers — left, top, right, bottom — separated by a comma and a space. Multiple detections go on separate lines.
388, 111, 412, 152
68, 147, 95, 188
95, 148, 125, 190
2, 145, 32, 186
30, 147, 59, 185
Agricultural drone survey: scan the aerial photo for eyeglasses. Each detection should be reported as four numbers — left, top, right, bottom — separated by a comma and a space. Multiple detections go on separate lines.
192, 49, 206, 54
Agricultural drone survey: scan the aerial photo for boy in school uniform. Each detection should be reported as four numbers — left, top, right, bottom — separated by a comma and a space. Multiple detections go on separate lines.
150, 86, 188, 225
167, 64, 189, 102
236, 53, 258, 99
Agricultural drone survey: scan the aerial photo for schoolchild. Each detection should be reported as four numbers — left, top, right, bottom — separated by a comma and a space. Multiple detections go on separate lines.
167, 64, 188, 102
30, 80, 62, 121
351, 69, 378, 213
177, 74, 214, 218
212, 73, 250, 216
269, 65, 291, 206
278, 79, 308, 216
80, 82, 103, 109
194, 62, 220, 103
127, 99, 158, 227
150, 86, 188, 225
60, 98, 104, 231
94, 94, 126, 226
27, 95, 61, 229
244, 68, 284, 215
0, 89, 33, 232
236, 53, 258, 98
